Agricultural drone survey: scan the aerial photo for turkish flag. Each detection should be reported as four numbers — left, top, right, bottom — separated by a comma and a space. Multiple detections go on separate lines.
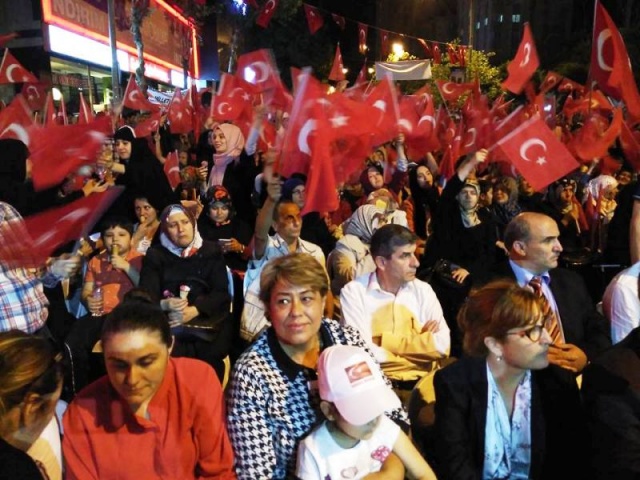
0, 187, 123, 269
21, 83, 47, 111
432, 44, 441, 64
122, 75, 160, 112
167, 88, 193, 134
164, 150, 181, 190
568, 109, 623, 162
0, 49, 38, 84
277, 70, 337, 214
332, 13, 345, 30
77, 93, 94, 124
592, 3, 640, 119
236, 49, 280, 92
404, 94, 439, 156
134, 110, 163, 138
303, 4, 324, 35
620, 121, 640, 172
416, 39, 431, 58
328, 45, 345, 82
365, 74, 400, 146
539, 71, 563, 94
257, 118, 277, 152
397, 95, 420, 137
561, 90, 612, 119
458, 46, 467, 67
210, 73, 252, 122
256, 0, 278, 28
380, 30, 390, 57
435, 105, 455, 149
43, 92, 58, 126
447, 44, 460, 65
502, 23, 539, 94
58, 93, 68, 125
0, 94, 34, 146
358, 23, 368, 54
495, 115, 579, 191
440, 120, 464, 181
558, 77, 585, 95
29, 116, 112, 190
435, 80, 475, 103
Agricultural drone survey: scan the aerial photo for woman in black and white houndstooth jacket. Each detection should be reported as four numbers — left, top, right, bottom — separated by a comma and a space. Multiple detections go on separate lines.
226, 253, 409, 479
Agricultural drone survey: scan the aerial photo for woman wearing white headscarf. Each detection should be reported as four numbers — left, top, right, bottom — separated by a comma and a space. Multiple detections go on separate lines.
140, 204, 233, 380
585, 174, 618, 253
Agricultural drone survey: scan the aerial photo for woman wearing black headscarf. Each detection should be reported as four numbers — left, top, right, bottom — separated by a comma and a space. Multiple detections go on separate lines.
104, 125, 178, 221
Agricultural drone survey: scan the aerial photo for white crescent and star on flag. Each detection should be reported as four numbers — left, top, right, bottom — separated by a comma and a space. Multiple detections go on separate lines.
520, 138, 547, 165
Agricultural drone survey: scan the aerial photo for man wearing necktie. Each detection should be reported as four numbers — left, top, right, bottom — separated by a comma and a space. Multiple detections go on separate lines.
499, 212, 611, 374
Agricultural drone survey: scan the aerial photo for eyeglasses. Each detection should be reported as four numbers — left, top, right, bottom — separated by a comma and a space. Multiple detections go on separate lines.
506, 323, 546, 342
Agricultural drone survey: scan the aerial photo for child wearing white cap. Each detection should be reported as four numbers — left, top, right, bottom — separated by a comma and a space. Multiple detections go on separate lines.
296, 345, 437, 480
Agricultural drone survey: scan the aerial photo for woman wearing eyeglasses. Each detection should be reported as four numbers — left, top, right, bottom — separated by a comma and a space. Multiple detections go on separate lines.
430, 280, 589, 480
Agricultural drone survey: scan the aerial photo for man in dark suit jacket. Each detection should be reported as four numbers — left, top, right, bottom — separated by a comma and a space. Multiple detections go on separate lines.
582, 325, 640, 479
497, 212, 611, 373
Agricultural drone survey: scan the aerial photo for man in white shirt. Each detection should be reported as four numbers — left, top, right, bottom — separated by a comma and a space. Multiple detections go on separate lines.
241, 171, 325, 342
339, 224, 450, 450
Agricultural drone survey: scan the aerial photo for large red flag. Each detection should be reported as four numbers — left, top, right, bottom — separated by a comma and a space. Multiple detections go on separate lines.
539, 71, 563, 94
358, 23, 368, 54
365, 74, 400, 146
236, 49, 280, 92
77, 92, 94, 124
0, 94, 34, 145
328, 45, 345, 82
0, 187, 123, 269
167, 88, 193, 134
21, 83, 47, 111
502, 23, 539, 94
134, 110, 163, 138
590, 2, 640, 119
568, 109, 623, 162
164, 150, 181, 190
0, 49, 38, 84
435, 80, 475, 103
210, 74, 252, 122
303, 4, 324, 35
29, 116, 112, 190
122, 75, 160, 112
256, 0, 278, 28
495, 115, 579, 191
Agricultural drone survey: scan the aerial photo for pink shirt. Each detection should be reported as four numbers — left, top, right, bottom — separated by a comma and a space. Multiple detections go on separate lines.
62, 358, 236, 479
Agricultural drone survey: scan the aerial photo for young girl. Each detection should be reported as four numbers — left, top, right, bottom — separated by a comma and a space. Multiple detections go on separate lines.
296, 345, 437, 480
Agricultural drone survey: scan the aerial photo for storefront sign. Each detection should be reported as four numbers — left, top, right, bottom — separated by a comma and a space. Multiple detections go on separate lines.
42, 0, 199, 76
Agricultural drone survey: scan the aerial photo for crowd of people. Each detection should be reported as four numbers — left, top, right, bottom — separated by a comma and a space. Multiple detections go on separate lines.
1, 77, 640, 480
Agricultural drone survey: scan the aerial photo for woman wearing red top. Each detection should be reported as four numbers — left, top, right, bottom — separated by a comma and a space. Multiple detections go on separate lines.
62, 299, 236, 479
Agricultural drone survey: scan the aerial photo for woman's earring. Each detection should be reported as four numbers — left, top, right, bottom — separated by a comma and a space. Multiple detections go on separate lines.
496, 355, 503, 362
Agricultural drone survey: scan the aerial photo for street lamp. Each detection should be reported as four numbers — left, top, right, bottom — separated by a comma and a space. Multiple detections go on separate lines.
392, 42, 404, 56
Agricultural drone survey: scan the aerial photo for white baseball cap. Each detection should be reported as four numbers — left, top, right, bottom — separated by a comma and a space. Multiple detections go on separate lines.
317, 345, 401, 426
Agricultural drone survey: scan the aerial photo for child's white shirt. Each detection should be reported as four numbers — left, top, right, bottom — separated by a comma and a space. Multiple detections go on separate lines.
296, 416, 400, 480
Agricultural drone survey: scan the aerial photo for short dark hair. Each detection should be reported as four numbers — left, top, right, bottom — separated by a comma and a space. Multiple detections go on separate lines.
99, 216, 134, 238
370, 224, 418, 258
503, 213, 532, 251
272, 199, 300, 222
101, 298, 172, 347
259, 253, 328, 307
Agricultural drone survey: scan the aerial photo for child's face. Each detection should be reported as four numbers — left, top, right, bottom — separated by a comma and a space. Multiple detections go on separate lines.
334, 410, 381, 441
102, 226, 131, 256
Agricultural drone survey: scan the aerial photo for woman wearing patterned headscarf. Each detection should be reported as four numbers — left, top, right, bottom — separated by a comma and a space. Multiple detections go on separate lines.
139, 203, 233, 380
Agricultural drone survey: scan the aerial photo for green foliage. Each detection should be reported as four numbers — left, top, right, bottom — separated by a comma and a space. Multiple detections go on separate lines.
430, 48, 502, 100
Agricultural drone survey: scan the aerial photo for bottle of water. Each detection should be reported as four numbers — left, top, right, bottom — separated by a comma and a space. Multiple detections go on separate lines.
91, 282, 103, 317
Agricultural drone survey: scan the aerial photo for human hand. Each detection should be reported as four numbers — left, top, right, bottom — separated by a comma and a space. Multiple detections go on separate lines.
421, 319, 441, 334
110, 254, 129, 272
451, 267, 470, 283
472, 149, 488, 165
49, 254, 82, 279
161, 297, 188, 313
82, 179, 109, 196
547, 343, 588, 373
86, 293, 104, 315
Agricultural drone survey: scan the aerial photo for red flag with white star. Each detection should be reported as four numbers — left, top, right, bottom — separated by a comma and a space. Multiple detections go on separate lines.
256, 0, 278, 28
164, 150, 181, 190
358, 23, 368, 54
21, 83, 47, 111
122, 75, 160, 112
502, 23, 540, 94
495, 115, 579, 191
0, 94, 34, 145
0, 49, 38, 84
303, 4, 324, 35
328, 45, 345, 82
